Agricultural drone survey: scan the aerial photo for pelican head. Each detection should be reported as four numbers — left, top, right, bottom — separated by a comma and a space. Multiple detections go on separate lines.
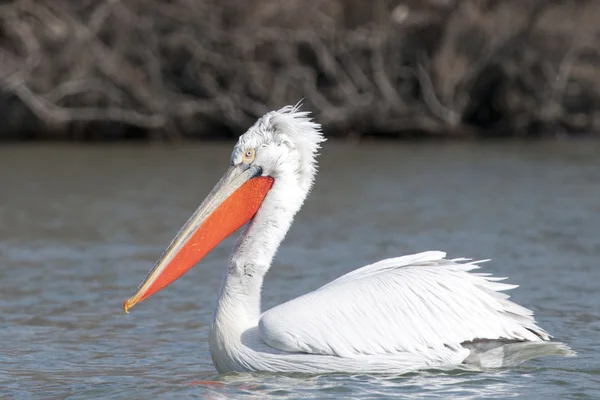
124, 104, 325, 312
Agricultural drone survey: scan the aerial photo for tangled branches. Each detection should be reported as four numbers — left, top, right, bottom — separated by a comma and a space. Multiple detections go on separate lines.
0, 0, 599, 140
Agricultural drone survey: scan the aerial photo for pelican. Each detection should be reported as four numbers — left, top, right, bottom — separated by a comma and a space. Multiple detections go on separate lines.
124, 105, 572, 374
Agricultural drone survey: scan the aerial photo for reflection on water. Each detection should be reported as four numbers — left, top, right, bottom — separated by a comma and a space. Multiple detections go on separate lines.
1, 141, 599, 399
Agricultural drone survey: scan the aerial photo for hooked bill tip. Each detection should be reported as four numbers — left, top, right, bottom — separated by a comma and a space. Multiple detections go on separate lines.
123, 298, 135, 314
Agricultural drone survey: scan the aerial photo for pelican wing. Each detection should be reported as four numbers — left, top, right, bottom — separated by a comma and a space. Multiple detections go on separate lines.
258, 251, 549, 358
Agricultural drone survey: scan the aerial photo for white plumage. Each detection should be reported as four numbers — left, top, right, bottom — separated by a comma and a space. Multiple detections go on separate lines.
210, 250, 571, 374
126, 104, 573, 374
259, 252, 547, 358
209, 105, 571, 373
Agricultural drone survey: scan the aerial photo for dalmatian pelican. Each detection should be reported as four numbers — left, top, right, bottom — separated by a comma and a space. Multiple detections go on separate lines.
124, 105, 572, 374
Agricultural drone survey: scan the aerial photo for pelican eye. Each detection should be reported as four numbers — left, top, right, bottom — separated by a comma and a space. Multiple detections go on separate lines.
242, 148, 256, 164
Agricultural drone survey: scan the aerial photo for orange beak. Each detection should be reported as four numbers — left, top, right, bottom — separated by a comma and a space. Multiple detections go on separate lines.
123, 164, 273, 313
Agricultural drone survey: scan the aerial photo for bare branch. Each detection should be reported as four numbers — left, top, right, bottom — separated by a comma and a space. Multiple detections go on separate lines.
0, 0, 596, 138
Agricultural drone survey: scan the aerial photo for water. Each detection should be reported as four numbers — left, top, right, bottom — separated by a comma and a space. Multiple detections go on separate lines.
1, 141, 599, 399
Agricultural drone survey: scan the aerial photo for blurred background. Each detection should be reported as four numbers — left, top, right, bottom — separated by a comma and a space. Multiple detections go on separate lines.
2, 1, 600, 398
1, 0, 599, 141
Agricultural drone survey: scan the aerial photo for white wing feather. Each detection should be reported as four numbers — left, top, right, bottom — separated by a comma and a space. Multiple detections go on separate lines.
259, 251, 549, 358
